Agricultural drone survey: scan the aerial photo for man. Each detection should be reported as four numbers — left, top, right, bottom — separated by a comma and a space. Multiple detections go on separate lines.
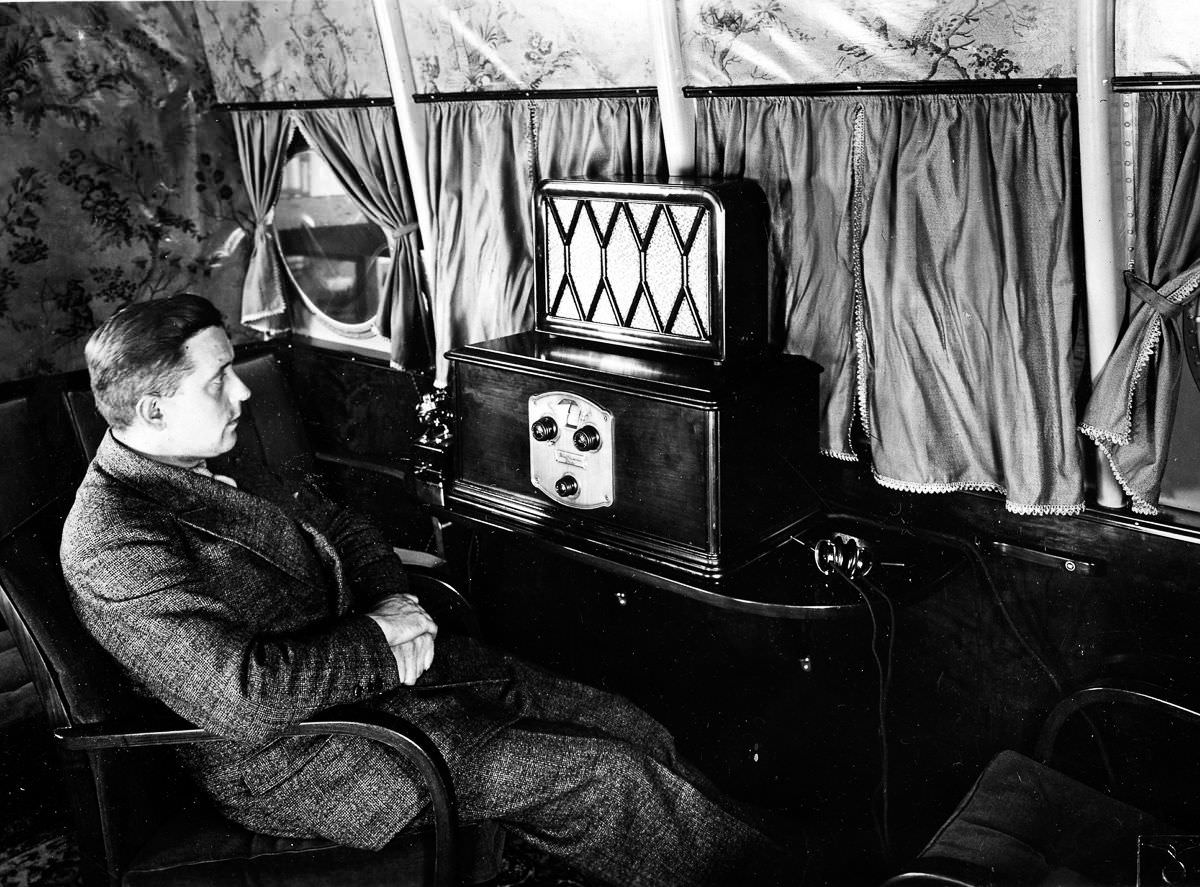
60, 294, 796, 886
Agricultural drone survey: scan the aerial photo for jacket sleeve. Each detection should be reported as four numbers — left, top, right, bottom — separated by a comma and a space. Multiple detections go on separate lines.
321, 504, 410, 609
64, 516, 403, 743
266, 471, 410, 610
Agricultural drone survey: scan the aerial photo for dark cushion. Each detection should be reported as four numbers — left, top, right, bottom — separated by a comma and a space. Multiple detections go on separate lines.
125, 805, 504, 887
0, 497, 147, 726
0, 392, 141, 726
915, 750, 1168, 886
62, 352, 314, 477
226, 352, 314, 476
63, 388, 108, 465
0, 395, 82, 537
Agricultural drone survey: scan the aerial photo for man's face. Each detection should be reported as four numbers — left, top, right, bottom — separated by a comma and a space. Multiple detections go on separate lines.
154, 326, 251, 462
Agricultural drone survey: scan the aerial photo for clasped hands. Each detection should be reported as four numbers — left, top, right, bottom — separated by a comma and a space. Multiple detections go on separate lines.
366, 593, 437, 685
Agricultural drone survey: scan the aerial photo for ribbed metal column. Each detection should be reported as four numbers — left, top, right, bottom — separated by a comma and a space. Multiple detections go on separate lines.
1077, 0, 1126, 508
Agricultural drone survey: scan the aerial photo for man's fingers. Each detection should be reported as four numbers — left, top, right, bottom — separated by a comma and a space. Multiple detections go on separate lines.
396, 641, 417, 685
368, 598, 437, 647
390, 613, 436, 646
388, 633, 435, 686
414, 633, 434, 673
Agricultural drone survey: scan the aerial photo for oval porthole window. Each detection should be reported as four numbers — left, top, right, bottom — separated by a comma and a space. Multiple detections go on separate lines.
274, 142, 389, 331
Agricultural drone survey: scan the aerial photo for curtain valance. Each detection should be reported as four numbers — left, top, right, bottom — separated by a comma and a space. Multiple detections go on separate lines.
231, 110, 292, 336
698, 93, 1084, 515
294, 106, 428, 368
423, 97, 665, 384
232, 106, 427, 367
695, 96, 860, 460
1079, 91, 1200, 514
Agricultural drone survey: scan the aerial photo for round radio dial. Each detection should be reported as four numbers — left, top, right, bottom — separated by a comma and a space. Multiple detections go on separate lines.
555, 475, 579, 498
572, 425, 601, 452
531, 416, 558, 442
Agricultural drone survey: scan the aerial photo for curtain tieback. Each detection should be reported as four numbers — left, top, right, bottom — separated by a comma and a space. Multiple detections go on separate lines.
392, 222, 419, 240
1125, 271, 1189, 320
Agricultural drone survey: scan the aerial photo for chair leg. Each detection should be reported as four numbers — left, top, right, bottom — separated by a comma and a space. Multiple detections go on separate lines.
55, 748, 120, 887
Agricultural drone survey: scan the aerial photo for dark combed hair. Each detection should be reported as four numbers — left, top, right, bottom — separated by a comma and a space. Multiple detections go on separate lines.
85, 294, 225, 430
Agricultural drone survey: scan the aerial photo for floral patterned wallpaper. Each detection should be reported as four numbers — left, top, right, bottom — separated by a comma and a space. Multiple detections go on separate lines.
195, 0, 391, 103
399, 0, 656, 93
0, 2, 253, 383
679, 0, 1075, 86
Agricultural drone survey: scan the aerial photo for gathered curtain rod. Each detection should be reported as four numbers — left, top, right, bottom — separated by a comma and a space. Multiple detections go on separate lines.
212, 97, 395, 112
412, 81, 1075, 103
212, 77, 1197, 112
1113, 75, 1200, 92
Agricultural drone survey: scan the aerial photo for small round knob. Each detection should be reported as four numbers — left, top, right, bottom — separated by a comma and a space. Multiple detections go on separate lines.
555, 475, 579, 498
572, 425, 601, 451
531, 416, 558, 442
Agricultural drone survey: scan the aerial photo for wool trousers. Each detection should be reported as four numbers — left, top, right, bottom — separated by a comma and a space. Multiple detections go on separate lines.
452, 667, 798, 887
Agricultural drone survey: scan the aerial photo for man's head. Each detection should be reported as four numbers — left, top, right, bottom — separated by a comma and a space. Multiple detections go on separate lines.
85, 294, 251, 466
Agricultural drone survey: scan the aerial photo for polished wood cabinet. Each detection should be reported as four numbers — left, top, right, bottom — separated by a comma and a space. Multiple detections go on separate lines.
447, 330, 822, 586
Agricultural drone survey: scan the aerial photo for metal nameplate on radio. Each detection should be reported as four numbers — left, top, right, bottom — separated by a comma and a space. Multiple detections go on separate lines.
528, 391, 615, 509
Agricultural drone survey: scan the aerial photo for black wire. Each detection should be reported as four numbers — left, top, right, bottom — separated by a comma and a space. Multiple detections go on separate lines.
824, 513, 1118, 783
465, 528, 478, 603
825, 514, 1064, 693
797, 534, 897, 863
834, 565, 895, 864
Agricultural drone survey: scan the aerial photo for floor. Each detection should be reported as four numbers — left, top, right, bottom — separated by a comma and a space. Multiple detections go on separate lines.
0, 718, 593, 887
0, 722, 80, 887
0, 716, 892, 886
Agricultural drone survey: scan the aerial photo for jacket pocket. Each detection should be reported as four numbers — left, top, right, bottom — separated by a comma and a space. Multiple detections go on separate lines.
240, 734, 334, 795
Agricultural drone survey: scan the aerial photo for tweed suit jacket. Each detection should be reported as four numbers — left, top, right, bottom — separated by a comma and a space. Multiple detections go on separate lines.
60, 432, 533, 849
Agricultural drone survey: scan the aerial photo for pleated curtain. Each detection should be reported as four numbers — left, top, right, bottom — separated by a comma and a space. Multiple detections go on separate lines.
232, 110, 293, 335
422, 97, 665, 384
698, 93, 1084, 515
858, 94, 1084, 515
695, 96, 861, 460
296, 106, 428, 368
1080, 91, 1200, 514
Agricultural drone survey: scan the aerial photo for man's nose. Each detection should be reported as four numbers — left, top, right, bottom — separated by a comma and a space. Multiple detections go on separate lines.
230, 371, 252, 403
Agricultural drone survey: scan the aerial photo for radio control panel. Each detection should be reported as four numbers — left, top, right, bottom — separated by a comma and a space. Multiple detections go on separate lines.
528, 391, 615, 509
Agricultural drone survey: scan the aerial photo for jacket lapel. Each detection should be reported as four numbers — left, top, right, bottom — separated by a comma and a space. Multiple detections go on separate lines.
94, 432, 325, 591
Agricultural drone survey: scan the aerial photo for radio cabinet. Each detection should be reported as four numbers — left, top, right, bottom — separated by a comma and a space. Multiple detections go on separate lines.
447, 331, 821, 583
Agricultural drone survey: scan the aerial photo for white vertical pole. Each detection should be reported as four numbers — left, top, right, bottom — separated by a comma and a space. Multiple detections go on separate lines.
649, 0, 695, 176
372, 0, 433, 246
372, 0, 445, 378
1077, 0, 1126, 508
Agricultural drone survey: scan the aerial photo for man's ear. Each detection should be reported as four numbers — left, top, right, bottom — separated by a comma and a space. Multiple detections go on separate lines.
133, 394, 165, 429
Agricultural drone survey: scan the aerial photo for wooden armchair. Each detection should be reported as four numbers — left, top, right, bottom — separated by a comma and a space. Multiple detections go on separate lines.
0, 357, 503, 886
881, 664, 1200, 886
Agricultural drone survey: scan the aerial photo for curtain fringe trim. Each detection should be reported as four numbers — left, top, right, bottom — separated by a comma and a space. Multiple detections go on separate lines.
1120, 311, 1165, 443
849, 105, 871, 456
1078, 422, 1126, 447
1006, 501, 1086, 517
1091, 438, 1157, 515
872, 471, 1003, 496
1078, 314, 1160, 448
871, 471, 1084, 516
821, 449, 859, 463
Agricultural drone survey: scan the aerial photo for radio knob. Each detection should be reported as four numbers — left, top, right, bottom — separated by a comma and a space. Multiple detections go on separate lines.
555, 475, 579, 498
572, 425, 601, 451
531, 416, 558, 442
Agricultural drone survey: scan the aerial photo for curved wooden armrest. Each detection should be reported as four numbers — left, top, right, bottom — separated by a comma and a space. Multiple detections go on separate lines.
407, 566, 480, 637
1035, 677, 1200, 764
55, 705, 459, 887
880, 856, 992, 887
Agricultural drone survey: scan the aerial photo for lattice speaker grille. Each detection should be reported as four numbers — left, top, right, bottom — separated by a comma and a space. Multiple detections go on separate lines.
542, 196, 712, 340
